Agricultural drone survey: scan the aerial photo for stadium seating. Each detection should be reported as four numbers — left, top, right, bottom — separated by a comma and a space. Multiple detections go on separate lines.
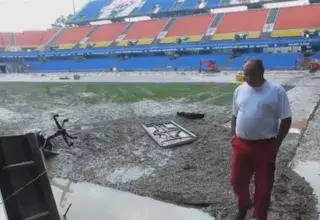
205, 0, 222, 7
181, 0, 200, 9
272, 4, 320, 38
13, 29, 59, 49
71, 0, 110, 21
135, 0, 176, 14
23, 51, 305, 72
25, 57, 118, 71
117, 19, 169, 46
227, 53, 302, 69
54, 26, 93, 49
213, 9, 269, 40
161, 14, 214, 43
311, 52, 320, 59
0, 33, 10, 49
116, 56, 168, 70
169, 54, 228, 69
81, 23, 128, 48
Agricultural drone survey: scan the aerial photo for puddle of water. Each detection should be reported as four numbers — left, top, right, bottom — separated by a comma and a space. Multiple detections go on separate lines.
0, 178, 214, 220
51, 178, 215, 220
293, 161, 320, 216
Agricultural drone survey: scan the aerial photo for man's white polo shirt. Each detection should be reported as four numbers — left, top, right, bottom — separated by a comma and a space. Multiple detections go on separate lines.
233, 81, 292, 140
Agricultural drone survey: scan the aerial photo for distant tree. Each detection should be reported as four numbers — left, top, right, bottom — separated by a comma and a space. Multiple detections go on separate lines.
51, 14, 73, 28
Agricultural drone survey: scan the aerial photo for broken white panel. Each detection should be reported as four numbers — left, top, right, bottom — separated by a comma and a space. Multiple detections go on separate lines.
142, 121, 197, 148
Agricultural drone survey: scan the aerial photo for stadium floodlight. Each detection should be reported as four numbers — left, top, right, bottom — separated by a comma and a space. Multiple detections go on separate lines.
212, 5, 248, 14
263, 0, 309, 9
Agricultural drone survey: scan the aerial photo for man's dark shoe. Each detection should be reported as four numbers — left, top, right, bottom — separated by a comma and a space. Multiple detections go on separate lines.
234, 207, 249, 220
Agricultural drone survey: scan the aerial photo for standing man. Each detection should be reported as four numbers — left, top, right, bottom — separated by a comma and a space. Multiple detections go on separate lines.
230, 59, 292, 220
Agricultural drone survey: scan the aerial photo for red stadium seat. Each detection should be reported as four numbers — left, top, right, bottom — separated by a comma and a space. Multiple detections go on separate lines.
14, 29, 59, 49
118, 19, 169, 46
161, 14, 214, 43
55, 26, 93, 49
83, 23, 128, 48
0, 33, 10, 48
272, 4, 320, 37
213, 9, 269, 40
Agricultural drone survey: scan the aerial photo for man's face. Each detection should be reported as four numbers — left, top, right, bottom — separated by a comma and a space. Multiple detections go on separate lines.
243, 61, 262, 87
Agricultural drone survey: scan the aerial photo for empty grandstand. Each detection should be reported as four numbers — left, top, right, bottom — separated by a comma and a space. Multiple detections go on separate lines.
0, 0, 319, 72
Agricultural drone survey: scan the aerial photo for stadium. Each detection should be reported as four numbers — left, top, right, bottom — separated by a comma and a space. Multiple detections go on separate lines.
0, 0, 320, 220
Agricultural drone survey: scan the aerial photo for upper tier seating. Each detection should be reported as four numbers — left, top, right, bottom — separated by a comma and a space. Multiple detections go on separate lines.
54, 26, 93, 49
13, 29, 59, 49
81, 23, 128, 48
162, 14, 214, 43
71, 0, 110, 21
117, 19, 169, 46
213, 9, 269, 40
0, 33, 10, 48
135, 0, 175, 15
205, 0, 221, 7
272, 4, 320, 37
181, 0, 199, 9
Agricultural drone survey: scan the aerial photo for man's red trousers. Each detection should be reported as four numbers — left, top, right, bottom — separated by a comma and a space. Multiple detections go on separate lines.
230, 136, 278, 220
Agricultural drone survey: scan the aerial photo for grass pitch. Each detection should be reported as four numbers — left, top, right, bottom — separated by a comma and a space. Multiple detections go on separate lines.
0, 82, 238, 105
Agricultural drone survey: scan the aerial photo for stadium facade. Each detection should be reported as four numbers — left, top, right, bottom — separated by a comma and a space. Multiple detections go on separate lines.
0, 0, 320, 72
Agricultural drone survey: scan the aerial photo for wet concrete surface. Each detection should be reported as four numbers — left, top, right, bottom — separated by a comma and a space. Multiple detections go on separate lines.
291, 92, 320, 218
0, 71, 319, 220
51, 178, 214, 220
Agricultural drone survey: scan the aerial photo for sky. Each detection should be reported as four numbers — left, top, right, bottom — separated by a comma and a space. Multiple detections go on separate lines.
0, 0, 89, 32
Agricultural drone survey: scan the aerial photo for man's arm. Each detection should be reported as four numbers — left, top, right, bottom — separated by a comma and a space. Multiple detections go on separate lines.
276, 87, 292, 144
277, 117, 292, 143
231, 89, 238, 136
231, 115, 237, 136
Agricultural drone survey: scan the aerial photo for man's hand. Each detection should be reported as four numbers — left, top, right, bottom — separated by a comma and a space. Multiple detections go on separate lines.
275, 137, 282, 150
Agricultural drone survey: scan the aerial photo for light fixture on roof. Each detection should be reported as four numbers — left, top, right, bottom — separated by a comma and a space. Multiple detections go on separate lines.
263, 0, 309, 9
212, 5, 248, 14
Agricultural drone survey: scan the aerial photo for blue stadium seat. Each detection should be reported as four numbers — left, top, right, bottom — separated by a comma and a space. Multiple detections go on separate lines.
205, 0, 221, 7
25, 58, 117, 72
135, 0, 175, 14
181, 0, 199, 9
71, 0, 110, 21
115, 56, 168, 70
169, 54, 228, 69
227, 53, 302, 70
311, 52, 320, 59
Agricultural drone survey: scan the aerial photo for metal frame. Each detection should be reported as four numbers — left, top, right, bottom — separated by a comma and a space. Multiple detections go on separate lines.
142, 120, 197, 148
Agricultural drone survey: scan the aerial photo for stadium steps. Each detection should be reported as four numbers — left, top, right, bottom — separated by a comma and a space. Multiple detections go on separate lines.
260, 8, 279, 38
9, 33, 14, 46
153, 18, 176, 44
76, 25, 99, 49
110, 23, 134, 47
201, 13, 224, 41
40, 27, 66, 51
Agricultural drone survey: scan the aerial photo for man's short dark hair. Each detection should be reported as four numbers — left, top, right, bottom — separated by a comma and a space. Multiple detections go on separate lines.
245, 58, 265, 74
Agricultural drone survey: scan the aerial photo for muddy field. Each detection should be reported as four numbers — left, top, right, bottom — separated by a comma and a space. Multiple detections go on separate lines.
0, 73, 317, 220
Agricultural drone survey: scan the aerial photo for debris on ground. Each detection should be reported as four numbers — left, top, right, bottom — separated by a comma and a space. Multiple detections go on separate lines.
177, 112, 205, 119
142, 120, 197, 148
